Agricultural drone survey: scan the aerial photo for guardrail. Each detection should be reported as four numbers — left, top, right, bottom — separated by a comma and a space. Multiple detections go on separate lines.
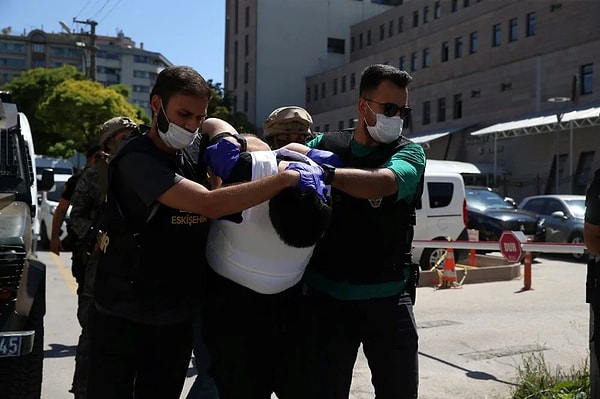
412, 235, 587, 290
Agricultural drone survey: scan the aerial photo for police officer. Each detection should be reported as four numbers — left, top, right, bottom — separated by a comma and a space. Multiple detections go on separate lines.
68, 116, 137, 399
86, 66, 327, 399
299, 64, 426, 399
263, 106, 313, 149
584, 169, 600, 396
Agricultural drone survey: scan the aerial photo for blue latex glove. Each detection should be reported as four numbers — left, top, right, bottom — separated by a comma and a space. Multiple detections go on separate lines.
202, 139, 240, 180
306, 148, 344, 168
285, 162, 328, 203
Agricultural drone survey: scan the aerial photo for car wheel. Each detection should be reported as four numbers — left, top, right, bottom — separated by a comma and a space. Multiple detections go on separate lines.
420, 247, 448, 271
39, 222, 49, 249
569, 233, 587, 261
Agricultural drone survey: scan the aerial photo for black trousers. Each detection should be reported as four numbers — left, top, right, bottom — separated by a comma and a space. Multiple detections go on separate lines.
203, 269, 321, 399
87, 307, 193, 399
307, 289, 419, 399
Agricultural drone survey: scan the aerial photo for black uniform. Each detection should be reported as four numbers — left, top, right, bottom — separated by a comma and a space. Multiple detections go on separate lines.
586, 169, 600, 369
87, 128, 210, 399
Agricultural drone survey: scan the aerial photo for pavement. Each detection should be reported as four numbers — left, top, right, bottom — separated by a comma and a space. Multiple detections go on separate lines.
182, 253, 590, 399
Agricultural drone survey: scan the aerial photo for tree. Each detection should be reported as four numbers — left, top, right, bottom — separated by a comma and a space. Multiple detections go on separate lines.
207, 80, 256, 134
37, 79, 142, 157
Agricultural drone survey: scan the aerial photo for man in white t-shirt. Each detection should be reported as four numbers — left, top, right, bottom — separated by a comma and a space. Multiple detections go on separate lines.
200, 118, 333, 399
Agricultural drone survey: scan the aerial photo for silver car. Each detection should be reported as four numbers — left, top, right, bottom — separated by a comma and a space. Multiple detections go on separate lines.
518, 194, 587, 261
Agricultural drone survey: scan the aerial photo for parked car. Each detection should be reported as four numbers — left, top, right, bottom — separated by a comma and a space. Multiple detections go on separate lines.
37, 173, 74, 250
518, 194, 587, 261
465, 186, 546, 256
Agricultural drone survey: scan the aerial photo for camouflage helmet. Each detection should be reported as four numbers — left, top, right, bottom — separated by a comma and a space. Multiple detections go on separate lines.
100, 116, 137, 151
263, 106, 312, 140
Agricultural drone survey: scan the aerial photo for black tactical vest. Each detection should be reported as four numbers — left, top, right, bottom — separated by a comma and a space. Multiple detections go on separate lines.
308, 131, 423, 283
94, 128, 210, 316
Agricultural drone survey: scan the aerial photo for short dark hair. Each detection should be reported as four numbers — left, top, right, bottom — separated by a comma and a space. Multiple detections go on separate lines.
86, 143, 102, 158
359, 64, 413, 98
268, 187, 332, 248
149, 66, 212, 113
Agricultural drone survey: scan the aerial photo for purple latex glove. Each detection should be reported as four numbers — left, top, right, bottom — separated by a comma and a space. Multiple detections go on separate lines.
285, 162, 328, 203
201, 139, 240, 180
306, 148, 344, 168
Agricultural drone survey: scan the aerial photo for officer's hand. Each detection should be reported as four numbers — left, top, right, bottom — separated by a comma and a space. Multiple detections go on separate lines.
306, 149, 344, 168
285, 162, 328, 203
202, 139, 240, 180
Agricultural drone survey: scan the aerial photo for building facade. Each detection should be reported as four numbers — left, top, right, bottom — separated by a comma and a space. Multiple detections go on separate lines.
225, 0, 599, 202
0, 27, 171, 116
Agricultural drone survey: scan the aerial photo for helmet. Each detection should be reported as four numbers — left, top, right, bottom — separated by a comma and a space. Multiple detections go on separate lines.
100, 116, 137, 151
263, 106, 312, 139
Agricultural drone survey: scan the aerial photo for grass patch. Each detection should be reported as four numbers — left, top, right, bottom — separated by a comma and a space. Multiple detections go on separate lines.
510, 351, 589, 398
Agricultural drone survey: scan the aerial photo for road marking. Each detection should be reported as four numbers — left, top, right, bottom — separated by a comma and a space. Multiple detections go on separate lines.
50, 253, 78, 295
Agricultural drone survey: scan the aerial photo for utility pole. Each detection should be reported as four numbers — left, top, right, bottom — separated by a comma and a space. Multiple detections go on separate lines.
73, 18, 98, 82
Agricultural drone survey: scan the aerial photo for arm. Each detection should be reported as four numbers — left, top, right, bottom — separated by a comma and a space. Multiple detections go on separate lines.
49, 198, 69, 255
584, 223, 600, 255
331, 167, 399, 199
158, 171, 298, 219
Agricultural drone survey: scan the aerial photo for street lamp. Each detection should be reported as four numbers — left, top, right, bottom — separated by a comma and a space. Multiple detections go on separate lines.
547, 96, 572, 194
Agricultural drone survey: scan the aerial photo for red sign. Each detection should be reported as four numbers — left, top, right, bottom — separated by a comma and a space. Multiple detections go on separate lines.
499, 231, 523, 263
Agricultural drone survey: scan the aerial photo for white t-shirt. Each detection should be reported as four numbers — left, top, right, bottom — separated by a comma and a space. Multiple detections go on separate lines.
205, 150, 316, 294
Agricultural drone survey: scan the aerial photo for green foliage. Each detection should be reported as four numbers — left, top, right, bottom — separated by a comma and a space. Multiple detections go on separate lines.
1, 65, 85, 133
207, 80, 255, 134
36, 79, 143, 153
510, 351, 589, 399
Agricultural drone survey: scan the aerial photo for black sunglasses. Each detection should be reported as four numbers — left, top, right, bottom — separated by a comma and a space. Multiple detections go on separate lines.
365, 98, 412, 119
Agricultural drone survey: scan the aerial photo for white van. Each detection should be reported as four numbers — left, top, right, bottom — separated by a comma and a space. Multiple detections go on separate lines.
413, 160, 475, 270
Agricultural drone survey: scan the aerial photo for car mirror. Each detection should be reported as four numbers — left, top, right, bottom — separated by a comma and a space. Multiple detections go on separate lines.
551, 210, 566, 219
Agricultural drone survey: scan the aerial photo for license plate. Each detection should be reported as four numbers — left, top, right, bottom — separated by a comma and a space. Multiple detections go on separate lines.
0, 334, 22, 357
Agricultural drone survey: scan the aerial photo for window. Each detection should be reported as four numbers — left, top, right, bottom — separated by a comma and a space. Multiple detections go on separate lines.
31, 43, 45, 53
469, 31, 478, 54
359, 33, 364, 49
437, 97, 446, 122
574, 151, 595, 194
463, 0, 470, 7
454, 37, 463, 58
245, 35, 249, 56
398, 16, 404, 33
324, 124, 330, 132
441, 41, 449, 62
380, 24, 385, 41
526, 12, 536, 36
31, 59, 45, 68
348, 118, 355, 129
399, 55, 406, 70
509, 18, 518, 42
333, 78, 338, 95
244, 62, 248, 84
428, 182, 455, 209
453, 93, 462, 119
434, 1, 441, 19
321, 82, 326, 99
492, 24, 501, 47
422, 48, 430, 68
306, 87, 311, 103
234, 0, 239, 34
423, 6, 430, 23
0, 42, 25, 53
451, 0, 458, 12
341, 75, 347, 92
389, 20, 394, 38
412, 11, 419, 27
313, 84, 318, 101
233, 41, 238, 89
422, 101, 431, 125
133, 85, 150, 93
367, 30, 372, 46
338, 120, 344, 130
327, 38, 345, 54
245, 6, 250, 28
581, 63, 593, 95
350, 73, 356, 90
410, 52, 418, 71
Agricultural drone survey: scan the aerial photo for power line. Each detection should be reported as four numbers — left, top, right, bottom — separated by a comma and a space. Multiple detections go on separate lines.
98, 0, 122, 24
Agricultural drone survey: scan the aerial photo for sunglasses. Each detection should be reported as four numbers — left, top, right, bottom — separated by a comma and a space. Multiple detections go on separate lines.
365, 98, 412, 119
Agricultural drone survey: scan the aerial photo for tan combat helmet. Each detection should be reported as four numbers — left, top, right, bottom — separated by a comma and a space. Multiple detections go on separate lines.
263, 106, 313, 149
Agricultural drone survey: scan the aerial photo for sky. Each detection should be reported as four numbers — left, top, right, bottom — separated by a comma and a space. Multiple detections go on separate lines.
1, 0, 226, 84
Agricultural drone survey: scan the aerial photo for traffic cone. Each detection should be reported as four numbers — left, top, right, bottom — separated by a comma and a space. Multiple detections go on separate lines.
440, 248, 461, 289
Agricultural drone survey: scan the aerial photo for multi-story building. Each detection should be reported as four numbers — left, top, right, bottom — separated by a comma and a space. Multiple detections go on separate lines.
0, 27, 171, 116
226, 0, 600, 201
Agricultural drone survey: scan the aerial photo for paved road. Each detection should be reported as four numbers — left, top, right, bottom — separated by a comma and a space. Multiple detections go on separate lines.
39, 250, 588, 399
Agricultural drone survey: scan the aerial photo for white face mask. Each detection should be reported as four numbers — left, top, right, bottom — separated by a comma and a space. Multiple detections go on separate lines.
364, 103, 403, 144
157, 103, 199, 149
